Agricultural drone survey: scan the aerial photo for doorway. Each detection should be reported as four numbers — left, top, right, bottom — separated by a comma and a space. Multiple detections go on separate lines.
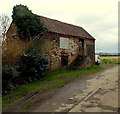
61, 55, 68, 67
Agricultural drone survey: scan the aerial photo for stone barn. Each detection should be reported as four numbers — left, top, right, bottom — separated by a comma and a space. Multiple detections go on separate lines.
6, 16, 95, 71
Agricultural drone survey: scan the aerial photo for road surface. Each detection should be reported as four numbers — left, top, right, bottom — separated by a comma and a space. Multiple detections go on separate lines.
32, 65, 119, 112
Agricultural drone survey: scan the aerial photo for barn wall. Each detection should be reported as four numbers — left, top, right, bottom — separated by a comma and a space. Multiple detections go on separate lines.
6, 24, 95, 71
41, 32, 81, 71
6, 23, 19, 39
39, 32, 95, 71
41, 32, 61, 70
83, 39, 95, 65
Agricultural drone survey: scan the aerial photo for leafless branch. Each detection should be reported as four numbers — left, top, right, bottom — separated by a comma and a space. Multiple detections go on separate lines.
0, 14, 10, 41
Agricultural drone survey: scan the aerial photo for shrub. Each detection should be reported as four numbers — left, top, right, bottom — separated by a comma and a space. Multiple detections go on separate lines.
2, 65, 19, 94
18, 47, 48, 84
2, 39, 29, 66
102, 59, 109, 64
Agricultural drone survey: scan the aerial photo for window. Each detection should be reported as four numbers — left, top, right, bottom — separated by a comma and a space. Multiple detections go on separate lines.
60, 37, 69, 49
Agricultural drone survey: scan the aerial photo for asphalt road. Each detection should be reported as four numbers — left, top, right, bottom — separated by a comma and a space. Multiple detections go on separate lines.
33, 65, 119, 112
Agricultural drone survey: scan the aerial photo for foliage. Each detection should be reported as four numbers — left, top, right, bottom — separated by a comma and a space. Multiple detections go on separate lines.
100, 56, 120, 65
2, 64, 19, 95
18, 46, 48, 84
2, 41, 48, 95
102, 59, 109, 64
12, 4, 47, 41
2, 38, 29, 66
2, 38, 28, 95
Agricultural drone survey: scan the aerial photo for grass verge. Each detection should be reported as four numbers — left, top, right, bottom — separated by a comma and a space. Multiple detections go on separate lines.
3, 65, 104, 108
21, 102, 33, 110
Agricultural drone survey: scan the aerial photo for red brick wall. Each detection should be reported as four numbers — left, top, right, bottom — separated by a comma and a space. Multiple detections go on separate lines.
41, 32, 81, 70
38, 32, 95, 70
6, 23, 19, 39
6, 24, 95, 71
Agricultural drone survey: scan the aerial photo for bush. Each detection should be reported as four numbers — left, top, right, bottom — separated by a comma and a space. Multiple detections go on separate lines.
2, 39, 29, 66
2, 38, 49, 94
102, 59, 109, 64
18, 47, 48, 84
2, 65, 19, 94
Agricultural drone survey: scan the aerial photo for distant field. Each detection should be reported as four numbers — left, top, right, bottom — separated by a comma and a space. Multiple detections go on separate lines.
100, 56, 120, 65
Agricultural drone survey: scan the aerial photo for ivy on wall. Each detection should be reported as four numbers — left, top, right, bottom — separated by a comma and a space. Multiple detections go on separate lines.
12, 4, 47, 41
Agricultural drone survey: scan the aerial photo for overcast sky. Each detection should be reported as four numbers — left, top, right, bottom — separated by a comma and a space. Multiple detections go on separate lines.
0, 0, 118, 53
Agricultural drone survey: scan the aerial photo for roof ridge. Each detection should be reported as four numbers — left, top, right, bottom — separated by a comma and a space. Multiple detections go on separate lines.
38, 15, 95, 40
39, 15, 83, 29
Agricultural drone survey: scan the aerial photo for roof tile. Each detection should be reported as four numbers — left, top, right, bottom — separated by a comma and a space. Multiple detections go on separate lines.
40, 16, 95, 40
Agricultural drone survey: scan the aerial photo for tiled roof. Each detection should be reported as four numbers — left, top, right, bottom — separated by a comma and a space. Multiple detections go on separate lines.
40, 16, 95, 40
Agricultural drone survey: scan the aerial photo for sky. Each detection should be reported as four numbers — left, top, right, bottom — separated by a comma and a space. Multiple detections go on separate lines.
0, 0, 118, 53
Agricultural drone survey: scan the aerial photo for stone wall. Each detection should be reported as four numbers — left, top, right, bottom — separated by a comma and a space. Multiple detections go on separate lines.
40, 32, 95, 71
41, 32, 81, 71
41, 33, 61, 71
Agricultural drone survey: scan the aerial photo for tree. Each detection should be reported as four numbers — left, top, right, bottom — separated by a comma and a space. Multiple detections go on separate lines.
0, 14, 10, 41
12, 5, 47, 41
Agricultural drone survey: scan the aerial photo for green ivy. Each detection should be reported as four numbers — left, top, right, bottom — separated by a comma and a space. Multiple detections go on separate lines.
12, 4, 47, 41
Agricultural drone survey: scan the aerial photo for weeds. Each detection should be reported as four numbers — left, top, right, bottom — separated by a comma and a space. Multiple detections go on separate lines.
100, 56, 120, 65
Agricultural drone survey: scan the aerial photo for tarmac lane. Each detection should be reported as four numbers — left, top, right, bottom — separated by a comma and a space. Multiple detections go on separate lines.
33, 65, 119, 112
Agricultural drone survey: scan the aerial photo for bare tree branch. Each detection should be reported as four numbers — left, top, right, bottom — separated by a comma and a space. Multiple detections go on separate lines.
0, 14, 10, 41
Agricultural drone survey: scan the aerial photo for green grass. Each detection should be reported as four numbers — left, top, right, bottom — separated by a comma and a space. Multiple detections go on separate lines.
100, 56, 120, 65
3, 65, 104, 108
21, 102, 33, 110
